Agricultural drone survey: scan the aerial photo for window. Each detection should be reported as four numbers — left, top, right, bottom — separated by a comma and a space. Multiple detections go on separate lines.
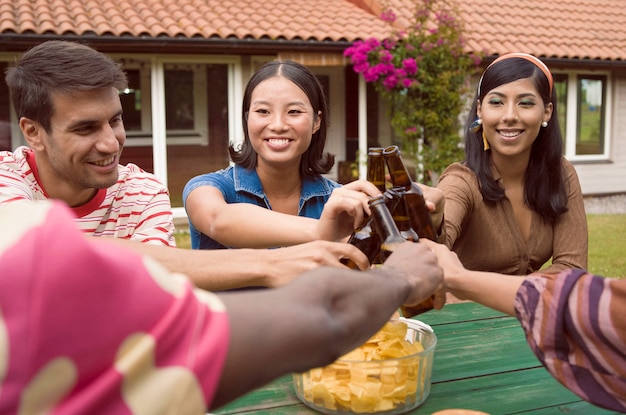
118, 60, 210, 146
116, 59, 232, 208
0, 62, 11, 151
554, 72, 610, 160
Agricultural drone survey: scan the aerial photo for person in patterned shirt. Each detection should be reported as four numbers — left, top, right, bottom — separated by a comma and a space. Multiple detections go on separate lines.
0, 200, 444, 413
1, 40, 388, 290
424, 239, 626, 412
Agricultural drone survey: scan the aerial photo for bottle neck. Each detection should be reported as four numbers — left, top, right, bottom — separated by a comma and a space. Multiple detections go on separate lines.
370, 196, 404, 243
385, 187, 419, 242
383, 147, 412, 189
367, 154, 386, 193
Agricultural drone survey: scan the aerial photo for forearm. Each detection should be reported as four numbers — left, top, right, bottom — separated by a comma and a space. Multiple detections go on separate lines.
204, 204, 320, 248
99, 238, 270, 290
213, 267, 412, 409
446, 269, 523, 316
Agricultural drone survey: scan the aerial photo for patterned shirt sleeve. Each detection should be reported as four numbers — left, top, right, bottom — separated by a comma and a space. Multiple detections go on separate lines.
514, 269, 626, 411
0, 201, 230, 413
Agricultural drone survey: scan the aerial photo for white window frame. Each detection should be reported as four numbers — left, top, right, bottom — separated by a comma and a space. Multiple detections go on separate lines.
556, 70, 612, 162
117, 59, 211, 147
152, 55, 242, 219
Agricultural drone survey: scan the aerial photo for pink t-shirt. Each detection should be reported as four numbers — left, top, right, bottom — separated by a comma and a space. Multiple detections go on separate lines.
0, 201, 230, 413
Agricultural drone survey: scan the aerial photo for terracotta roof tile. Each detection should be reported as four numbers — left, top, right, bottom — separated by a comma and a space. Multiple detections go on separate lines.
1, 0, 625, 61
1, 0, 391, 41
384, 0, 626, 61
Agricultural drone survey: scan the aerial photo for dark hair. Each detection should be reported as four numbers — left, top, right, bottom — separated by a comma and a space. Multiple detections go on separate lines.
464, 56, 568, 222
5, 40, 127, 133
229, 60, 334, 176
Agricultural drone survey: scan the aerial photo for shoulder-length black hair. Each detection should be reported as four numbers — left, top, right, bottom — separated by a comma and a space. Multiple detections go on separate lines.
229, 60, 334, 177
464, 56, 568, 222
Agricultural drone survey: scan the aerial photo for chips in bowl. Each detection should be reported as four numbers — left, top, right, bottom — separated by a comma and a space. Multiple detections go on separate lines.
294, 319, 436, 414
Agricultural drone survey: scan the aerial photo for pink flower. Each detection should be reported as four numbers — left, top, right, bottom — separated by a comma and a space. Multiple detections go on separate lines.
383, 74, 398, 90
363, 67, 380, 82
354, 61, 370, 74
381, 9, 396, 23
379, 49, 393, 63
395, 68, 407, 79
365, 38, 381, 49
402, 58, 418, 75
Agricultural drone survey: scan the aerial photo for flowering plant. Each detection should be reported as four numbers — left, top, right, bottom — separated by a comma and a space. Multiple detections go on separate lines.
344, 0, 481, 183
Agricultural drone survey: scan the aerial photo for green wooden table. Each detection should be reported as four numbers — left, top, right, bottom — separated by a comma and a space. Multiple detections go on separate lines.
214, 302, 621, 415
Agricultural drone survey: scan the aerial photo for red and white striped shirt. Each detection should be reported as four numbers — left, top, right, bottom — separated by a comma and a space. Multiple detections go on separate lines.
0, 147, 175, 246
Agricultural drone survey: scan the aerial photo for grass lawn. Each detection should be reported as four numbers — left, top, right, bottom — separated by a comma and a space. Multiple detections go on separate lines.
587, 214, 626, 278
174, 214, 626, 278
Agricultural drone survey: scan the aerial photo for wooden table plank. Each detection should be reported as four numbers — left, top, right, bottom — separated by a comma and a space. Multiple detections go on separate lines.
213, 376, 300, 414
417, 302, 507, 325
429, 316, 540, 383
414, 367, 621, 414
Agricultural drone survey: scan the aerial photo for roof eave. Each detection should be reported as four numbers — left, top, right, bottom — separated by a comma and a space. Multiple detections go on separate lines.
0, 33, 353, 55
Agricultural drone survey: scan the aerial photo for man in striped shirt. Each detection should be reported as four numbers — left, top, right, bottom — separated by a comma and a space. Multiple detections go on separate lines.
425, 239, 626, 412
2, 40, 175, 247
1, 40, 379, 290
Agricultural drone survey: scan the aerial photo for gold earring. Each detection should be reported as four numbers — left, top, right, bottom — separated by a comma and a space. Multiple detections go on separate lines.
482, 131, 490, 151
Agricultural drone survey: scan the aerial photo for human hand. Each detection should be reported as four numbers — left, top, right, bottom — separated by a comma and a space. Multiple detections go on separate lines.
263, 240, 370, 287
379, 242, 444, 308
420, 239, 467, 298
316, 180, 383, 242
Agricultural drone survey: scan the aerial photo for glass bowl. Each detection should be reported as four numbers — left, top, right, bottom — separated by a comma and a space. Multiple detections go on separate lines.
293, 318, 437, 414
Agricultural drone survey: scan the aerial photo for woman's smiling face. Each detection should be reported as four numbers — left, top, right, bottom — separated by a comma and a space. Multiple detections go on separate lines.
477, 77, 552, 158
246, 76, 321, 168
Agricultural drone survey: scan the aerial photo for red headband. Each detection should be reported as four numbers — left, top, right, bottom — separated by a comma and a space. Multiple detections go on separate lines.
478, 52, 554, 96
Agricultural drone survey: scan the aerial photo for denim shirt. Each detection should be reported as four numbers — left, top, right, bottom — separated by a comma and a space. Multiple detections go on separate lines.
182, 164, 341, 249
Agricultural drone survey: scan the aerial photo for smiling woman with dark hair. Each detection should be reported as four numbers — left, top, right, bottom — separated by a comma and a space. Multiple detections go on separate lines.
183, 60, 382, 257
437, 53, 588, 276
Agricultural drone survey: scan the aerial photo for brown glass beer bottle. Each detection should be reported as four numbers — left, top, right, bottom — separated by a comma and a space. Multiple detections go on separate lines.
369, 195, 406, 263
341, 147, 388, 268
384, 187, 419, 242
341, 216, 381, 269
383, 145, 438, 241
366, 147, 386, 192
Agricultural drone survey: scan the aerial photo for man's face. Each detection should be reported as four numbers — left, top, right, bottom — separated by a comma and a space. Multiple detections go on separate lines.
38, 87, 126, 205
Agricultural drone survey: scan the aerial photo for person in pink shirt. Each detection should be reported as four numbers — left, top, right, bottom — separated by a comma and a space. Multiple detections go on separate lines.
0, 200, 443, 413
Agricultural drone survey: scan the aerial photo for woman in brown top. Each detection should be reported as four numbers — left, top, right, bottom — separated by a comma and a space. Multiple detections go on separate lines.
437, 53, 587, 275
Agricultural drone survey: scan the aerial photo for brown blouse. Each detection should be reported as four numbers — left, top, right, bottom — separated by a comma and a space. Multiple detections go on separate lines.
437, 158, 588, 275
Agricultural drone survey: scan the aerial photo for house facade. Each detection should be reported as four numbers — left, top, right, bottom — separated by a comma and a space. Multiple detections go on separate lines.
1, 0, 625, 221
